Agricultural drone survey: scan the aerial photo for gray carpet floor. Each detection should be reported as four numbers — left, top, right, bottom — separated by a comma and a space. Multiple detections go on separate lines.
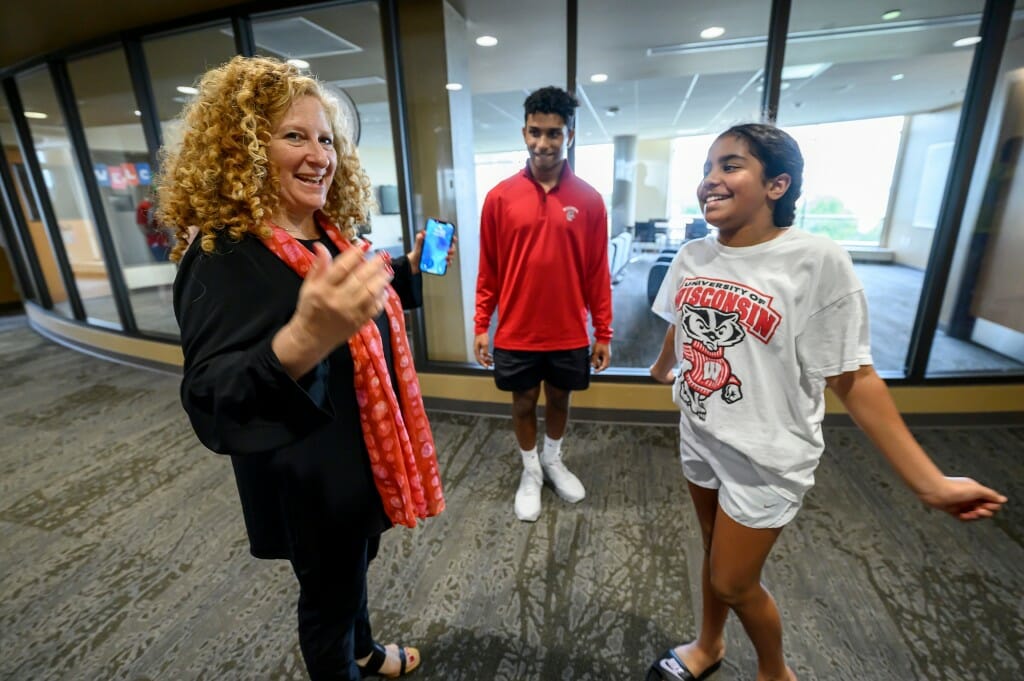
1, 316, 1022, 680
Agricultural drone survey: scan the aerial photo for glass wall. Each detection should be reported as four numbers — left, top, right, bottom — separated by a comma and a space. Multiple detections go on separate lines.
426, 0, 569, 362
0, 0, 1020, 383
144, 23, 238, 155
579, 0, 771, 370
775, 1, 992, 375
68, 49, 178, 336
928, 2, 1024, 376
16, 67, 119, 326
0, 100, 42, 304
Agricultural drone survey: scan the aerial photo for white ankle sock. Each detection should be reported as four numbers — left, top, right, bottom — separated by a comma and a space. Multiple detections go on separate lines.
521, 446, 540, 472
542, 436, 562, 463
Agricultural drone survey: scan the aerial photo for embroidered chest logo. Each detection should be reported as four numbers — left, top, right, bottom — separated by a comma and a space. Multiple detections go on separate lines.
673, 276, 783, 420
563, 205, 579, 222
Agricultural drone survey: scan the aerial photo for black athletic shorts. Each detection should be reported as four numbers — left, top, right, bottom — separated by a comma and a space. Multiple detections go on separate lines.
492, 346, 591, 392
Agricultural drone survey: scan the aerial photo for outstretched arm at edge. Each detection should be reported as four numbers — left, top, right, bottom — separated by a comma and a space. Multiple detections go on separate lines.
826, 365, 1007, 521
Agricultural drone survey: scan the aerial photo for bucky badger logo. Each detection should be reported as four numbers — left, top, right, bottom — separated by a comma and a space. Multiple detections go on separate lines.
678, 304, 745, 420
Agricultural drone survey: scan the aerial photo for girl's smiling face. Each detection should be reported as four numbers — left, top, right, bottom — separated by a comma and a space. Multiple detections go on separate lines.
698, 134, 790, 244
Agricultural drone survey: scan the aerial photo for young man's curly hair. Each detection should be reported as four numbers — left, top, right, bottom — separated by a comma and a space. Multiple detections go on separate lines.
155, 55, 372, 261
523, 86, 578, 129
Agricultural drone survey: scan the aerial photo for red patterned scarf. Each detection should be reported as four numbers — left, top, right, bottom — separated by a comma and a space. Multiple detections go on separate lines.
261, 216, 444, 527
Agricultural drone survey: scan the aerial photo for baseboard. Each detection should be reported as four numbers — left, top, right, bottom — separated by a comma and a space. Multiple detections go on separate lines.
848, 246, 895, 263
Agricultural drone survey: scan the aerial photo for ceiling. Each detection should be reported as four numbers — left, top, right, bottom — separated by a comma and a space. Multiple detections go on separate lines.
1, 0, 1022, 155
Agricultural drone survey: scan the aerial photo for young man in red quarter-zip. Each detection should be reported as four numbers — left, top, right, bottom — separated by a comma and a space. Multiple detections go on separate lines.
474, 86, 613, 522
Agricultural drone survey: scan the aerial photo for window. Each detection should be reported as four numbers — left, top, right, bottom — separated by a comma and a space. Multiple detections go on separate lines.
926, 2, 1024, 377
579, 0, 771, 370
17, 67, 118, 326
69, 48, 178, 336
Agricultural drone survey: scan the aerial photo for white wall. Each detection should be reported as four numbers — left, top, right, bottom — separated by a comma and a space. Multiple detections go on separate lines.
886, 107, 961, 270
357, 145, 405, 251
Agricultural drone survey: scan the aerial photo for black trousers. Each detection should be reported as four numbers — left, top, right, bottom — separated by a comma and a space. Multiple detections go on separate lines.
291, 534, 381, 680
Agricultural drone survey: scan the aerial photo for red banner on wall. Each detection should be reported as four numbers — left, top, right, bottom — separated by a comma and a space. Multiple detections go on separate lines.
121, 163, 139, 187
108, 165, 126, 190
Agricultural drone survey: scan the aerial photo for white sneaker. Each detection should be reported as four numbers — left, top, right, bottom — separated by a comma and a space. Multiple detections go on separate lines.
541, 451, 586, 503
514, 467, 543, 522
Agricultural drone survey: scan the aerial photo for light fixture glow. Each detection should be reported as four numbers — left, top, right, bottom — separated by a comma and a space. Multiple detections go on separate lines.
445, 82, 463, 91
475, 35, 498, 47
780, 62, 831, 80
133, 110, 142, 116
700, 26, 725, 39
287, 58, 310, 69
23, 111, 47, 119
953, 36, 981, 48
590, 73, 608, 83
881, 9, 902, 21
176, 85, 199, 95
891, 73, 905, 81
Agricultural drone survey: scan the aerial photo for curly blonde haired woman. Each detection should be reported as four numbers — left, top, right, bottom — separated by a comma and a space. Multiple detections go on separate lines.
160, 56, 448, 680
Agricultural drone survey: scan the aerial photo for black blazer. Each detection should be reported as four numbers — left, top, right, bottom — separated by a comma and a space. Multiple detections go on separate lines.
174, 232, 422, 560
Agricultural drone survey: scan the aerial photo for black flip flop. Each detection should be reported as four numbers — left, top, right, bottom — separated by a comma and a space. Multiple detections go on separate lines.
646, 648, 722, 681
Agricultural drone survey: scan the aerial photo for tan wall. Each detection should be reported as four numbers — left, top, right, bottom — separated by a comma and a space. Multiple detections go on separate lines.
5, 147, 67, 302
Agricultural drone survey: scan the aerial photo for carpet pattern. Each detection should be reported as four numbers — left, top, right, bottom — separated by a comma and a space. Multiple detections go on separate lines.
1, 317, 1022, 680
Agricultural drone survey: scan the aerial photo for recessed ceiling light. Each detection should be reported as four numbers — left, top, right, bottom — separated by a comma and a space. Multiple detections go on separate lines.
134, 110, 142, 116
953, 36, 981, 48
475, 35, 498, 47
700, 26, 725, 39
176, 86, 199, 95
891, 73, 905, 81
287, 58, 310, 69
23, 111, 47, 119
445, 82, 463, 91
881, 9, 902, 21
590, 73, 608, 83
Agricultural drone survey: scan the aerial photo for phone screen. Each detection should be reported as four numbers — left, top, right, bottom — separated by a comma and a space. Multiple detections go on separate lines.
420, 218, 455, 276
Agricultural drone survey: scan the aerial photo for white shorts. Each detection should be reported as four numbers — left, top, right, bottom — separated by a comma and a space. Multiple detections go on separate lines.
680, 438, 801, 529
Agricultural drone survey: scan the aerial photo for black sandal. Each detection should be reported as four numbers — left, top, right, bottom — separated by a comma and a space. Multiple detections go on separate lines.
646, 648, 722, 681
358, 641, 420, 678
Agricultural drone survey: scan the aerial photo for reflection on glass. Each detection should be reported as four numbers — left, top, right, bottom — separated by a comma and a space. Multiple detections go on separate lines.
927, 4, 1024, 377
144, 24, 237, 154
775, 1, 994, 375
579, 0, 771, 370
17, 68, 119, 326
0, 101, 42, 304
69, 49, 180, 336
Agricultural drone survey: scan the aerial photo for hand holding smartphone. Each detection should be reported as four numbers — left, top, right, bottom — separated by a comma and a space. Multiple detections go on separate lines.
420, 217, 456, 276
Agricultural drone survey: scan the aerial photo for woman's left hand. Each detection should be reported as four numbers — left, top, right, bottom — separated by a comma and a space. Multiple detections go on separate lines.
920, 476, 1007, 521
407, 230, 457, 275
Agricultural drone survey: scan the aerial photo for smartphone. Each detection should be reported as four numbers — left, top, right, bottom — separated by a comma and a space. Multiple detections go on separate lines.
420, 217, 455, 276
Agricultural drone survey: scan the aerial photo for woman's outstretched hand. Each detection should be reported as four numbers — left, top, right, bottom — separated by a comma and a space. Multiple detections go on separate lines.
274, 243, 392, 378
919, 476, 1007, 521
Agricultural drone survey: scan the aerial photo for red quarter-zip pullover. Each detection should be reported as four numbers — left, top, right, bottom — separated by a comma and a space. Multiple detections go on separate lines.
475, 162, 613, 350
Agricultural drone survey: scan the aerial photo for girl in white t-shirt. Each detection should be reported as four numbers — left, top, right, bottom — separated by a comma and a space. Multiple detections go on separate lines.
645, 124, 1007, 681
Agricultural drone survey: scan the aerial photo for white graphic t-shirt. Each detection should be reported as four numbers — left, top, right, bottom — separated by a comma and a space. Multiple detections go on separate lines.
652, 228, 872, 500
